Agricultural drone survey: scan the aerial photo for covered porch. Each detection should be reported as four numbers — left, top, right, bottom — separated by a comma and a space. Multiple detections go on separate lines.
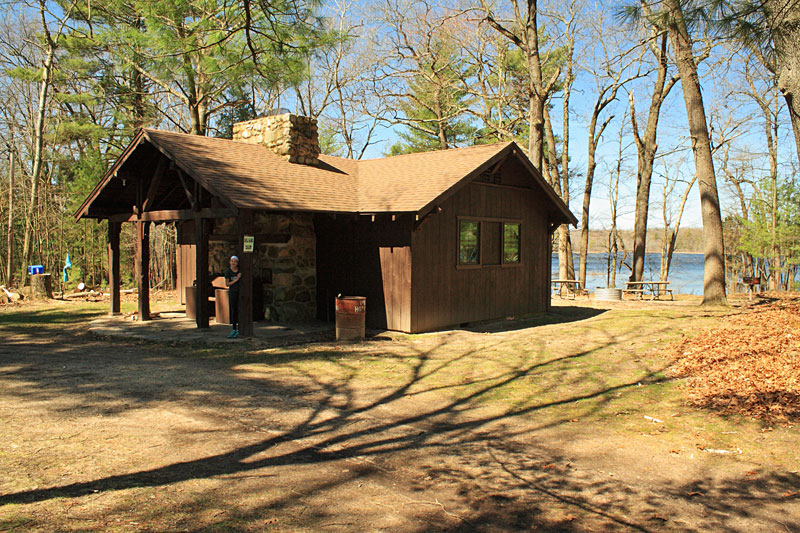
75, 129, 263, 337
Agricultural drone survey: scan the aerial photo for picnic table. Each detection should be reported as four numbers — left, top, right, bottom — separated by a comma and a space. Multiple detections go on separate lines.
624, 280, 673, 300
552, 279, 583, 299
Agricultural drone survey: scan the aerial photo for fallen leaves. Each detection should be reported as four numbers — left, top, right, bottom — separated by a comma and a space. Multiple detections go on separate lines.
664, 294, 800, 423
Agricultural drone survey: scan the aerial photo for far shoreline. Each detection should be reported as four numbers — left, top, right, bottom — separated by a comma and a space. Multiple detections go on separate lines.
579, 250, 703, 255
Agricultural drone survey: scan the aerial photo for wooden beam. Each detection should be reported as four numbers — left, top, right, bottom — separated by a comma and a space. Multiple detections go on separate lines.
175, 166, 196, 209
238, 209, 254, 337
109, 207, 237, 223
142, 156, 168, 212
108, 220, 121, 315
194, 217, 210, 328
136, 220, 151, 321
209, 233, 290, 244
74, 130, 145, 221
413, 206, 442, 232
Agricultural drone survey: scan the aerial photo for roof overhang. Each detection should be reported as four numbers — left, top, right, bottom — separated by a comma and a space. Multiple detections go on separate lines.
75, 129, 146, 221
75, 129, 239, 221
417, 142, 578, 226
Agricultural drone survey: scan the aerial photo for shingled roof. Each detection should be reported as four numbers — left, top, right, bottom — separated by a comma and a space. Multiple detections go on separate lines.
77, 128, 576, 224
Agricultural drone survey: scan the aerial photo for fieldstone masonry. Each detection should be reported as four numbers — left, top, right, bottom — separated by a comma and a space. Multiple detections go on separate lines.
232, 113, 320, 166
209, 213, 316, 322
205, 113, 322, 322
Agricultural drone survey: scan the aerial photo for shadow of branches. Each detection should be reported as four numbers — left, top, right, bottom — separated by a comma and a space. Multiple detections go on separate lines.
1, 306, 797, 531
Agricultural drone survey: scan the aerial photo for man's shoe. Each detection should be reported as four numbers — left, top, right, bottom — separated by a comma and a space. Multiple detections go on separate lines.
227, 330, 236, 338
232, 330, 239, 338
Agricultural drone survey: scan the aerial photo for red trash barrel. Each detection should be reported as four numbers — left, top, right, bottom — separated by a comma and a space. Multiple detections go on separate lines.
335, 296, 366, 340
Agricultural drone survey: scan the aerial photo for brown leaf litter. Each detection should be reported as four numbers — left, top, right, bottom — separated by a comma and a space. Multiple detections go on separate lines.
664, 294, 800, 423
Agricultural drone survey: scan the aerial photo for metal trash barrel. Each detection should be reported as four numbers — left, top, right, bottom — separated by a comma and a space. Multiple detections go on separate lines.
595, 287, 622, 301
335, 296, 366, 340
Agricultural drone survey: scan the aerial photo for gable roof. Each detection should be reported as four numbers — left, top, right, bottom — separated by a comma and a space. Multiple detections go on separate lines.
76, 128, 576, 225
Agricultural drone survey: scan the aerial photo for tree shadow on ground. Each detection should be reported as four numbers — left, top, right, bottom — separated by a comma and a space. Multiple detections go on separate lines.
0, 309, 796, 531
459, 306, 609, 334
0, 306, 106, 327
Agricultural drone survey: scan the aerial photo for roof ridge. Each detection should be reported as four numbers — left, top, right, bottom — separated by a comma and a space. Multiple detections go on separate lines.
357, 141, 514, 162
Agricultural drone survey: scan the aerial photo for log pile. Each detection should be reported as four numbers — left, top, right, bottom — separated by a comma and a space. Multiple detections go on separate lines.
0, 285, 23, 304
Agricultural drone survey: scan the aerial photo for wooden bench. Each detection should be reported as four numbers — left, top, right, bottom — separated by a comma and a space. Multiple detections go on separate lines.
622, 288, 645, 299
655, 289, 674, 301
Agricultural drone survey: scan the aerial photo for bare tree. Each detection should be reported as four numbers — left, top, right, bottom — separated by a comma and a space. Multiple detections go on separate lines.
739, 58, 784, 288
293, 1, 385, 158
480, 0, 561, 171
718, 144, 756, 281
627, 32, 680, 285
717, 0, 800, 164
4, 149, 14, 286
460, 19, 529, 143
605, 115, 629, 288
19, 0, 75, 285
638, 0, 728, 305
577, 6, 643, 288
369, 0, 476, 152
658, 160, 697, 282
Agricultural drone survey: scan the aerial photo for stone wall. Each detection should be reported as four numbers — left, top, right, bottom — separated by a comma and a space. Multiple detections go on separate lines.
209, 212, 316, 322
232, 113, 320, 166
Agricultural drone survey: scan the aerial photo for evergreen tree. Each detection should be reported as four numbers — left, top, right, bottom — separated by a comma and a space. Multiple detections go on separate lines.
387, 37, 476, 155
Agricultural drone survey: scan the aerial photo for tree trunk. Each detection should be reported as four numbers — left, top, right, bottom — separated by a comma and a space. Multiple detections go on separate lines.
5, 150, 14, 287
132, 66, 146, 129
630, 34, 675, 284
661, 175, 695, 282
666, 0, 727, 305
20, 44, 55, 285
544, 106, 574, 281
579, 156, 594, 286
765, 0, 800, 163
30, 273, 53, 299
526, 0, 545, 172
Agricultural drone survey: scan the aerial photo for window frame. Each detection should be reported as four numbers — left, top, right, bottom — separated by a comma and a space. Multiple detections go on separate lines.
456, 216, 523, 269
457, 219, 481, 267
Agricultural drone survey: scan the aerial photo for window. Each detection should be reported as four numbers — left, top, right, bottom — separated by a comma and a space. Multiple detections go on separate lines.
503, 223, 520, 263
459, 220, 480, 264
458, 218, 522, 267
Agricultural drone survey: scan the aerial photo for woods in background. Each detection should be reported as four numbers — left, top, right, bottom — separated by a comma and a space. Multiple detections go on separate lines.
1, 0, 798, 299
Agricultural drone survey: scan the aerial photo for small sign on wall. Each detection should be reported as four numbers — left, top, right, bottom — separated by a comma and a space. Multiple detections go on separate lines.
243, 235, 255, 253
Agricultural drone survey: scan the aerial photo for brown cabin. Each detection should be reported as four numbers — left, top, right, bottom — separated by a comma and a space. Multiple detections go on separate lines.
76, 114, 576, 334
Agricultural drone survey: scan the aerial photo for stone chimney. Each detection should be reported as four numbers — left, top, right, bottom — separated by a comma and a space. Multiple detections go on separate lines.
232, 113, 320, 166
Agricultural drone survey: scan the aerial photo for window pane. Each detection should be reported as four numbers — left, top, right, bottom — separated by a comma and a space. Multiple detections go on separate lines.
459, 221, 480, 264
503, 223, 520, 263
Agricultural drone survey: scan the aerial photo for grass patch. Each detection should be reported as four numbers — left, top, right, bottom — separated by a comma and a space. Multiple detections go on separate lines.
0, 513, 34, 531
0, 304, 108, 330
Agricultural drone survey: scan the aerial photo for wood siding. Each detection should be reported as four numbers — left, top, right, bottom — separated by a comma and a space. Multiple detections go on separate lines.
410, 181, 551, 332
315, 214, 412, 331
176, 221, 196, 304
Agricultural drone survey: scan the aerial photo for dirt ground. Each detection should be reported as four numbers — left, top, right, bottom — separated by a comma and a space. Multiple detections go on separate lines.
1, 297, 799, 532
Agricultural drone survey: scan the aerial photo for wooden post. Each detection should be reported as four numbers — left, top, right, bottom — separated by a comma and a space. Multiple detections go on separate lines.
547, 227, 555, 312
136, 220, 151, 321
195, 217, 209, 328
108, 220, 121, 315
238, 209, 254, 337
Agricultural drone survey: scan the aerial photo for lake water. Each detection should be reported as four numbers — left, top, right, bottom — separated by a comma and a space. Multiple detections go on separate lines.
552, 252, 706, 295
